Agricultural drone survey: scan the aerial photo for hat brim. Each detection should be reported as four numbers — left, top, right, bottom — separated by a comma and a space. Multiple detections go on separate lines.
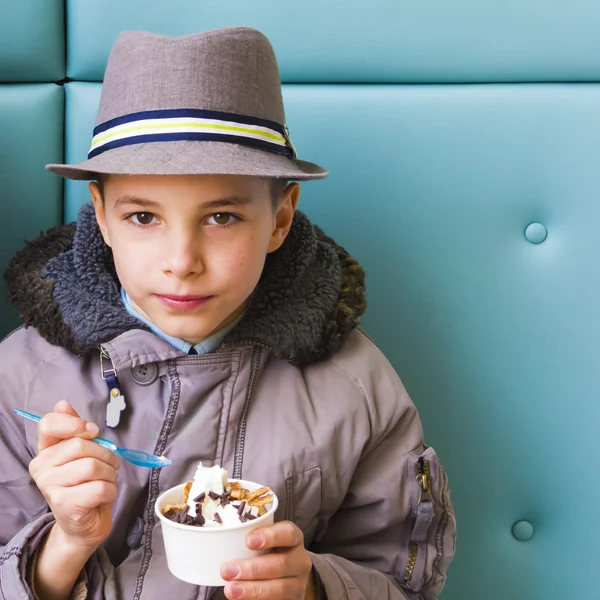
46, 140, 328, 181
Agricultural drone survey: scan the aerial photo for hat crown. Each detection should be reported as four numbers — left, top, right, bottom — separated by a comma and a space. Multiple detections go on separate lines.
96, 27, 285, 127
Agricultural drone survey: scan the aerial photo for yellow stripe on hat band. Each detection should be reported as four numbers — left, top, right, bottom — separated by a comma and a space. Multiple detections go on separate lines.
90, 120, 287, 152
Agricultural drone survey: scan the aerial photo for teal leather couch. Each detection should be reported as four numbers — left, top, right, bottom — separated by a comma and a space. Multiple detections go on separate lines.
2, 1, 599, 598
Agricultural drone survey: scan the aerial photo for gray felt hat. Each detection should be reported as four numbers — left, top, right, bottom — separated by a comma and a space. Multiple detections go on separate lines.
46, 27, 328, 181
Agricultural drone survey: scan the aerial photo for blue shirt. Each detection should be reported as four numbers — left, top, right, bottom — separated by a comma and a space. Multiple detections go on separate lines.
121, 288, 243, 354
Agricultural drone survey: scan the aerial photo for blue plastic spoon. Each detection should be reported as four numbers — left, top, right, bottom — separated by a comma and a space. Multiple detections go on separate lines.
14, 408, 171, 469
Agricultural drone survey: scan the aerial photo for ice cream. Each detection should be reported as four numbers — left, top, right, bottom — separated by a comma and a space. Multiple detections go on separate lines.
155, 474, 279, 586
161, 462, 272, 528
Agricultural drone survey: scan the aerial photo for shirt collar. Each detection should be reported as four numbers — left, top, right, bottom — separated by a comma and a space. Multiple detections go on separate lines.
120, 288, 242, 354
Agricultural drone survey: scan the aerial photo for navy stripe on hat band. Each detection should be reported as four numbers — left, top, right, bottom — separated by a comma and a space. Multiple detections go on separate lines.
87, 132, 295, 160
92, 108, 287, 137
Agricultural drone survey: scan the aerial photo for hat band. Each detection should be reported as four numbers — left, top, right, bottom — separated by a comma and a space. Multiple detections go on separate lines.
88, 108, 297, 160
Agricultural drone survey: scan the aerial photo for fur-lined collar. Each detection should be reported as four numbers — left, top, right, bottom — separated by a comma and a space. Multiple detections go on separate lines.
5, 203, 366, 365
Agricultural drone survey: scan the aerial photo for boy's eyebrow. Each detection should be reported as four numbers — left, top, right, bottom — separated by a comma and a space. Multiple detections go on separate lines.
201, 196, 254, 209
114, 196, 161, 209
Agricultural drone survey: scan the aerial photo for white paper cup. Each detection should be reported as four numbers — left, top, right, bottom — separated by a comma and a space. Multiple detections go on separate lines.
155, 480, 278, 587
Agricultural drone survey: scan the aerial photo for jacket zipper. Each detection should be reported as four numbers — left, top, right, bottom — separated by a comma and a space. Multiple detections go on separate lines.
402, 541, 419, 582
424, 466, 453, 588
402, 458, 433, 583
231, 346, 262, 479
417, 457, 433, 504
219, 339, 276, 478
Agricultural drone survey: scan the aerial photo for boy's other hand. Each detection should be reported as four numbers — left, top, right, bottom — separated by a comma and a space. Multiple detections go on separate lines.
221, 521, 316, 599
28, 400, 120, 551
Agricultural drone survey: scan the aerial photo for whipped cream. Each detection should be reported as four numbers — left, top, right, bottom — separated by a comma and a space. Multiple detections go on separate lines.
183, 462, 260, 527
186, 462, 228, 518
161, 461, 271, 528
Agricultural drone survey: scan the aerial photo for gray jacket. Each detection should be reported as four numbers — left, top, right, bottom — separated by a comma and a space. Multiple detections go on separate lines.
0, 204, 455, 599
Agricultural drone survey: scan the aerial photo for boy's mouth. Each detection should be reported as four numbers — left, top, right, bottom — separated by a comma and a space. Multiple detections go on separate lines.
155, 294, 214, 311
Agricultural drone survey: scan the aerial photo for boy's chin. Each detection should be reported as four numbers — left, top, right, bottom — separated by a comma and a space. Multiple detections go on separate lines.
158, 324, 209, 344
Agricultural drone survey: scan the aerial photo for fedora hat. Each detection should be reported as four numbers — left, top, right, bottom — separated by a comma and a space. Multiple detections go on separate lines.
47, 27, 327, 181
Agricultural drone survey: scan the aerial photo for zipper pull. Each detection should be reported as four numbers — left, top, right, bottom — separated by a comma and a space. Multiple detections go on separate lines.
417, 458, 433, 504
100, 347, 126, 428
410, 457, 436, 544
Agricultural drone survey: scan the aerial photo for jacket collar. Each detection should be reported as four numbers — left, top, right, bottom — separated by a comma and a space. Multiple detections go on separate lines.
5, 203, 366, 365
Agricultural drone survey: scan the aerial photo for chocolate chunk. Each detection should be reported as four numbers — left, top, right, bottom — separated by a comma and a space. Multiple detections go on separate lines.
195, 503, 203, 516
214, 513, 222, 524
209, 491, 220, 501
193, 492, 206, 503
245, 513, 257, 521
174, 509, 193, 526
165, 507, 203, 527
237, 502, 246, 516
221, 496, 230, 506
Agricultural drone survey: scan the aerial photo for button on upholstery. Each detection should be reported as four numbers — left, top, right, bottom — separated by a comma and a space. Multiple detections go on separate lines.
512, 520, 534, 541
131, 363, 158, 386
127, 517, 145, 549
524, 223, 548, 244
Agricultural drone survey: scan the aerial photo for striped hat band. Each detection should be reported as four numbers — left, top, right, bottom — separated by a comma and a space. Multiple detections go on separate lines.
88, 108, 297, 160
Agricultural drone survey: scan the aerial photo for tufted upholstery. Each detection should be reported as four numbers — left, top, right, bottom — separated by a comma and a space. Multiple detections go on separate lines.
0, 0, 65, 335
2, 2, 599, 598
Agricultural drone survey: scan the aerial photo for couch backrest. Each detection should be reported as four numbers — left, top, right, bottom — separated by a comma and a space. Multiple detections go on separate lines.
2, 2, 599, 598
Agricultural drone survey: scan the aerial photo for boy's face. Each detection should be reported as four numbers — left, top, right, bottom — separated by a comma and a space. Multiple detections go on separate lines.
90, 174, 299, 345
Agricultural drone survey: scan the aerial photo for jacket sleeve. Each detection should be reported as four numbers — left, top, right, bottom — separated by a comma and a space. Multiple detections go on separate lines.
0, 329, 54, 599
308, 336, 456, 600
0, 329, 110, 600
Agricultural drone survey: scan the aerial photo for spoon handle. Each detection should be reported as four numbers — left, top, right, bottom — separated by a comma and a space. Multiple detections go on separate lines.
14, 408, 41, 423
14, 409, 118, 451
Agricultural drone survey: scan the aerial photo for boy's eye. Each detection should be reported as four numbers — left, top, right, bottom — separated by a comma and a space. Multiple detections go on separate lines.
132, 212, 156, 226
208, 213, 234, 226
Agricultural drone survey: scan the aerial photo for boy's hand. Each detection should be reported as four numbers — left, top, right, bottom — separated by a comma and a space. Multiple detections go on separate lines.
28, 400, 120, 550
221, 521, 316, 599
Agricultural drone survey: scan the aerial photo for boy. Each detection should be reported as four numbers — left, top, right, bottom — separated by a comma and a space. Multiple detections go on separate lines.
0, 27, 455, 600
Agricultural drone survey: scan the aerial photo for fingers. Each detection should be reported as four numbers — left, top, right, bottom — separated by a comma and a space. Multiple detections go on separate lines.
221, 522, 312, 599
41, 457, 118, 489
45, 479, 118, 511
38, 402, 100, 452
223, 577, 306, 599
32, 436, 120, 472
33, 432, 119, 510
222, 547, 309, 581
246, 521, 304, 551
54, 400, 80, 417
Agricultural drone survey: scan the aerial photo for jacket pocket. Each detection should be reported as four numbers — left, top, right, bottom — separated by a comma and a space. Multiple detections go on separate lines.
399, 445, 456, 597
283, 466, 322, 543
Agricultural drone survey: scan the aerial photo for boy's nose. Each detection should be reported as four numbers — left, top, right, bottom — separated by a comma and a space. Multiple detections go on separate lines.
162, 237, 204, 279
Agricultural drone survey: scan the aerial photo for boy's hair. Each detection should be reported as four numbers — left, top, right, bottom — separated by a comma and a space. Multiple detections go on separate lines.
96, 174, 289, 209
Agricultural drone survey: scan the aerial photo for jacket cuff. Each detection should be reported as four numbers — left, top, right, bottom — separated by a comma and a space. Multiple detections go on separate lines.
309, 552, 352, 600
311, 564, 328, 599
27, 546, 88, 600
0, 512, 55, 599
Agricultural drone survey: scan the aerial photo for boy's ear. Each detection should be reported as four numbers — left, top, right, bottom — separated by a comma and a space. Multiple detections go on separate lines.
89, 181, 112, 247
268, 182, 300, 254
